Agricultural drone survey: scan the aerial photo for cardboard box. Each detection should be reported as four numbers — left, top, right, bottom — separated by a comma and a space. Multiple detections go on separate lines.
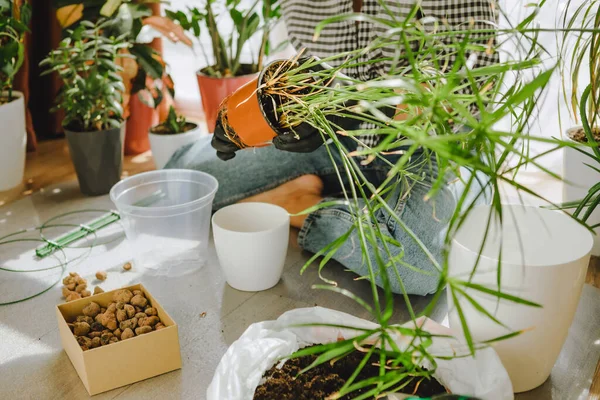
56, 283, 182, 395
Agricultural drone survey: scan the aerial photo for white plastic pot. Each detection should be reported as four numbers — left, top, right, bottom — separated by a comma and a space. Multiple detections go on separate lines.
208, 307, 513, 400
0, 91, 26, 191
448, 205, 593, 393
149, 123, 202, 169
563, 126, 600, 256
212, 203, 290, 291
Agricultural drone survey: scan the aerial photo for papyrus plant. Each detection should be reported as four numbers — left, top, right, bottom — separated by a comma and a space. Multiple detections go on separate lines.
262, 2, 591, 397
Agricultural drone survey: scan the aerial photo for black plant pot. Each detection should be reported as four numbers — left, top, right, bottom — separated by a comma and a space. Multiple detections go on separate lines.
64, 125, 124, 196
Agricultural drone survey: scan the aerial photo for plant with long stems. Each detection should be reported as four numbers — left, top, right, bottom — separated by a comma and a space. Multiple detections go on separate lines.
166, 0, 281, 78
0, 0, 30, 103
554, 1, 600, 227
249, 3, 591, 398
40, 19, 130, 132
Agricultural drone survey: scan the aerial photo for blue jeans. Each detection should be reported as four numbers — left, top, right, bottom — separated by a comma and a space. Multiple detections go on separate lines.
166, 136, 485, 295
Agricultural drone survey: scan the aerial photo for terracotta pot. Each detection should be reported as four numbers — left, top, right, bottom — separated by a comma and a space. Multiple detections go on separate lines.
223, 58, 347, 148
124, 95, 158, 155
225, 75, 278, 147
196, 66, 257, 132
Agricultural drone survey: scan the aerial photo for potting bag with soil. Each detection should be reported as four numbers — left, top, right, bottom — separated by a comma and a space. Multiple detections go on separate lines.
207, 307, 513, 400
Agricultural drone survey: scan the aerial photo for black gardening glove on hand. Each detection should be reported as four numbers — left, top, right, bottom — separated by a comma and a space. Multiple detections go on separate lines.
211, 56, 395, 161
212, 111, 240, 161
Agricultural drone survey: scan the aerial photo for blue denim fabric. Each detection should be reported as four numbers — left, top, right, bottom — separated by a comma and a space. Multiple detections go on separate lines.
165, 136, 488, 295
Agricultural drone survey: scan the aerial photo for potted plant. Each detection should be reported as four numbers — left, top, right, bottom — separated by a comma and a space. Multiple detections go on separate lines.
54, 0, 192, 155
0, 0, 30, 191
208, 2, 575, 398
40, 19, 130, 196
149, 106, 201, 169
215, 56, 355, 150
166, 0, 281, 132
561, 0, 600, 255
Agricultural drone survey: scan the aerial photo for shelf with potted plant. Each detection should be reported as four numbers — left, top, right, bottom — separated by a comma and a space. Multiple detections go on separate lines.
40, 19, 130, 196
207, 2, 597, 398
0, 0, 30, 191
165, 0, 281, 132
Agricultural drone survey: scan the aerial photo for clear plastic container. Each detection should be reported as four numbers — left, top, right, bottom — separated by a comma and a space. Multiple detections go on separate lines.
110, 169, 218, 276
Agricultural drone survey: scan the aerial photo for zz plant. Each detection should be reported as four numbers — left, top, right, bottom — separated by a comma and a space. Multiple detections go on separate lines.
166, 0, 281, 78
40, 19, 130, 132
0, 0, 30, 103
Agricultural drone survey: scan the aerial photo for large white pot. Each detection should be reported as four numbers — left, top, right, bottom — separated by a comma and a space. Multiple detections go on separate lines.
0, 91, 26, 191
149, 124, 202, 169
448, 205, 593, 393
563, 126, 600, 256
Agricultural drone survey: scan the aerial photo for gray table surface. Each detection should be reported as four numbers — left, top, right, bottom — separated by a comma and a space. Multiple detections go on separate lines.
1, 181, 599, 400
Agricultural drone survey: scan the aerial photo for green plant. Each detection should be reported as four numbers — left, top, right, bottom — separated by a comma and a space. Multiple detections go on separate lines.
253, 2, 591, 397
40, 19, 130, 131
54, 0, 191, 109
0, 0, 30, 102
166, 0, 281, 78
555, 1, 600, 228
154, 106, 188, 134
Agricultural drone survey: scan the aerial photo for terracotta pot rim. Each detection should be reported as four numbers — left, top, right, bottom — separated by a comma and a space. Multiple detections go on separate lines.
149, 122, 198, 135
196, 64, 259, 80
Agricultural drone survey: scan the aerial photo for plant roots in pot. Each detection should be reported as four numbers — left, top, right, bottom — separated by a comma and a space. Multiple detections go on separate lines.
219, 58, 341, 148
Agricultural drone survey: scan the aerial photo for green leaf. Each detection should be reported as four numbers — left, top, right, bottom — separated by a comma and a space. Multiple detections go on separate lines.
490, 67, 556, 122
100, 0, 122, 17
450, 287, 475, 355
459, 281, 543, 308
130, 44, 163, 79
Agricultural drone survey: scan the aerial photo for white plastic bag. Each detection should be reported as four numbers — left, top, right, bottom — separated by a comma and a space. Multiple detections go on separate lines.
207, 307, 514, 400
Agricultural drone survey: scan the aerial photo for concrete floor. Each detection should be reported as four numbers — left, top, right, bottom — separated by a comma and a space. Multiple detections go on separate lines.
0, 178, 599, 399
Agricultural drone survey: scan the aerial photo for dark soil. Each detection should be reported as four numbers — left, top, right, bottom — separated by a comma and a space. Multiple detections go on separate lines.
258, 60, 315, 134
253, 348, 446, 400
150, 122, 197, 135
567, 126, 600, 144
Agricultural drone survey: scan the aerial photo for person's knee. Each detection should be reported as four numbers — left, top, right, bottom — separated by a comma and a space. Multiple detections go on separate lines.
387, 269, 440, 296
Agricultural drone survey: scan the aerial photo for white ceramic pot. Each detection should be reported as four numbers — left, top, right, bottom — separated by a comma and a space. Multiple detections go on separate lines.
212, 203, 290, 291
0, 91, 26, 191
448, 205, 593, 393
149, 123, 202, 169
563, 126, 600, 256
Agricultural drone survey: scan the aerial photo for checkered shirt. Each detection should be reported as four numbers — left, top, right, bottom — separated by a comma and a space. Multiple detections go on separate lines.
281, 0, 500, 150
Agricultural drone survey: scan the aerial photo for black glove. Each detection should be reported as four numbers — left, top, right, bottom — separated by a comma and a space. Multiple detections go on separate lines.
210, 56, 395, 160
211, 111, 240, 161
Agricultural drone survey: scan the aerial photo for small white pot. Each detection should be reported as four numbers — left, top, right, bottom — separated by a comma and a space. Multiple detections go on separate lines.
562, 126, 600, 256
149, 123, 202, 169
0, 91, 26, 191
212, 203, 290, 291
448, 205, 593, 393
